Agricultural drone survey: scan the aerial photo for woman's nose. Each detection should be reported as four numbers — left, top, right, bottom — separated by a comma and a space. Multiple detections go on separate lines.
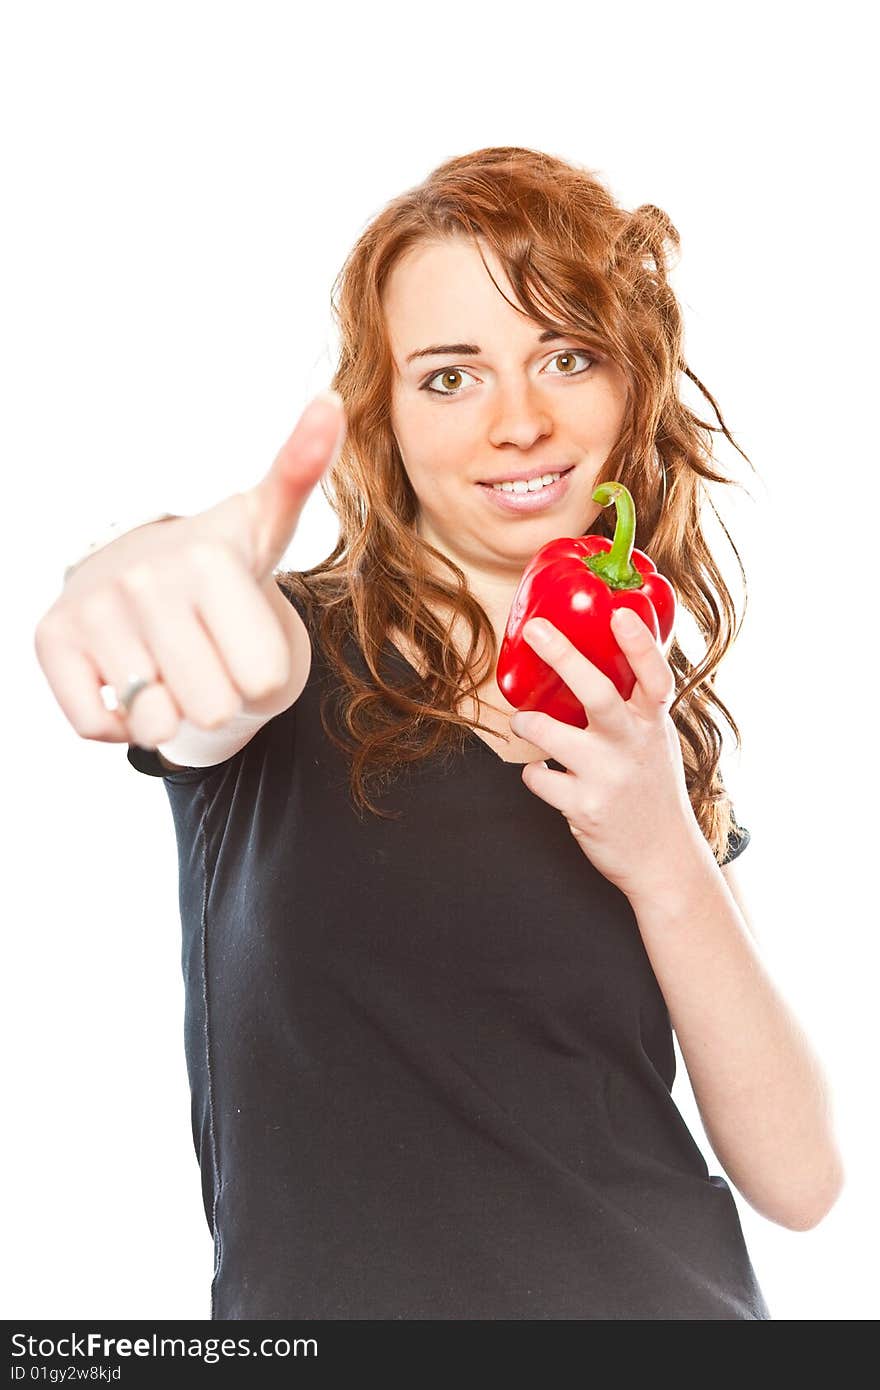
485, 378, 554, 450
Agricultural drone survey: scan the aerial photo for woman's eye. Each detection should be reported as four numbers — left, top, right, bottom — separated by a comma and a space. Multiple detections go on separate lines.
423, 367, 478, 396
422, 351, 595, 397
545, 350, 595, 377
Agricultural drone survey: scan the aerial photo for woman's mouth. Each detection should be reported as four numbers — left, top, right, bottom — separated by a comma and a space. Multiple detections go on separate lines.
476, 465, 576, 514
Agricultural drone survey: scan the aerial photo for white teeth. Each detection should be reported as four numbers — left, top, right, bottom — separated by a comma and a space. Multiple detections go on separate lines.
491, 471, 562, 493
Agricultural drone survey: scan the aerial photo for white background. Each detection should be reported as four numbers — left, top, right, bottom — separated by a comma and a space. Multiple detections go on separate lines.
4, 0, 877, 1321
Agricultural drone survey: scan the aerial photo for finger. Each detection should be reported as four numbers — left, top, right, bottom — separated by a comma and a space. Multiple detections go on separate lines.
521, 618, 628, 736
34, 613, 139, 743
113, 566, 249, 729
609, 608, 676, 717
509, 707, 591, 774
36, 602, 182, 746
519, 757, 583, 819
243, 392, 346, 580
72, 583, 190, 744
186, 541, 293, 701
104, 664, 182, 751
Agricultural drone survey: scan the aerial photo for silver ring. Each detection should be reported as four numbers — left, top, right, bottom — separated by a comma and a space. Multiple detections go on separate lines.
114, 675, 155, 714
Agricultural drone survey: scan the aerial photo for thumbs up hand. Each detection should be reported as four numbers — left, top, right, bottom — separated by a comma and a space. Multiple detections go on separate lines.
34, 392, 346, 749
204, 390, 346, 585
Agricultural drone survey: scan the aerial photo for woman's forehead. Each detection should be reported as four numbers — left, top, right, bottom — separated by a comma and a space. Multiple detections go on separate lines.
384, 240, 539, 362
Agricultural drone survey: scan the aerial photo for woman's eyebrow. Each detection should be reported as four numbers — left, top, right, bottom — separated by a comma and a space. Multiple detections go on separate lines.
405, 330, 566, 364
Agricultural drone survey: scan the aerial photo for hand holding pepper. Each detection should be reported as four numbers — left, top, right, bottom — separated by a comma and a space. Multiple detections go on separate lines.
509, 608, 708, 900
500, 481, 706, 898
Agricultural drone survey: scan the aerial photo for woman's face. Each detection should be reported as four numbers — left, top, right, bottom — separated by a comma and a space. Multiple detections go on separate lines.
385, 236, 630, 580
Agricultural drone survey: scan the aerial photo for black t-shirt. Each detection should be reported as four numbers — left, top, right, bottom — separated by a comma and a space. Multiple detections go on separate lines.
127, 581, 768, 1320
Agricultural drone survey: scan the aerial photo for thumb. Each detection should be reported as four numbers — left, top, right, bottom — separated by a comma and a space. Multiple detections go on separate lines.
243, 392, 346, 582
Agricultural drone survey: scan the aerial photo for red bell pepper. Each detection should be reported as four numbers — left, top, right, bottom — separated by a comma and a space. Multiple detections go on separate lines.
496, 481, 677, 728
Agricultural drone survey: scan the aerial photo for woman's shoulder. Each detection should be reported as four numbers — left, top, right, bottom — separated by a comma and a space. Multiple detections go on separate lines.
275, 569, 352, 612
274, 570, 318, 625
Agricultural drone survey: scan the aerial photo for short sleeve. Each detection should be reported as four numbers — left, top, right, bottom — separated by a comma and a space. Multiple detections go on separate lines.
720, 817, 751, 866
126, 743, 217, 783
126, 571, 314, 783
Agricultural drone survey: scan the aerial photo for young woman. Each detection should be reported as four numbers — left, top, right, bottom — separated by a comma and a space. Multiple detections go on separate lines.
38, 146, 843, 1320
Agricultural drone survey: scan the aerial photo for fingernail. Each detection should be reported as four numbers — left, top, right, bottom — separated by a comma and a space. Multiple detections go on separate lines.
314, 388, 343, 409
525, 618, 552, 642
612, 608, 640, 634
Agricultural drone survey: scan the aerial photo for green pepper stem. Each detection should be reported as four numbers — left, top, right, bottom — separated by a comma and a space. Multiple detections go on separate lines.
584, 481, 644, 590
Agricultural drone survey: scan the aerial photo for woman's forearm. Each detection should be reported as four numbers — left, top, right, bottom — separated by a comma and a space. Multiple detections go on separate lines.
625, 839, 844, 1231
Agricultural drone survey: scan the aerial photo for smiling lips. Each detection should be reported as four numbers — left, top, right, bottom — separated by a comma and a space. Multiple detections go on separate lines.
476, 465, 576, 513
478, 463, 575, 486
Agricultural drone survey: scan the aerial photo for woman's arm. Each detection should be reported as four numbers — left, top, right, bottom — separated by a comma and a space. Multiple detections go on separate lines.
625, 841, 844, 1232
